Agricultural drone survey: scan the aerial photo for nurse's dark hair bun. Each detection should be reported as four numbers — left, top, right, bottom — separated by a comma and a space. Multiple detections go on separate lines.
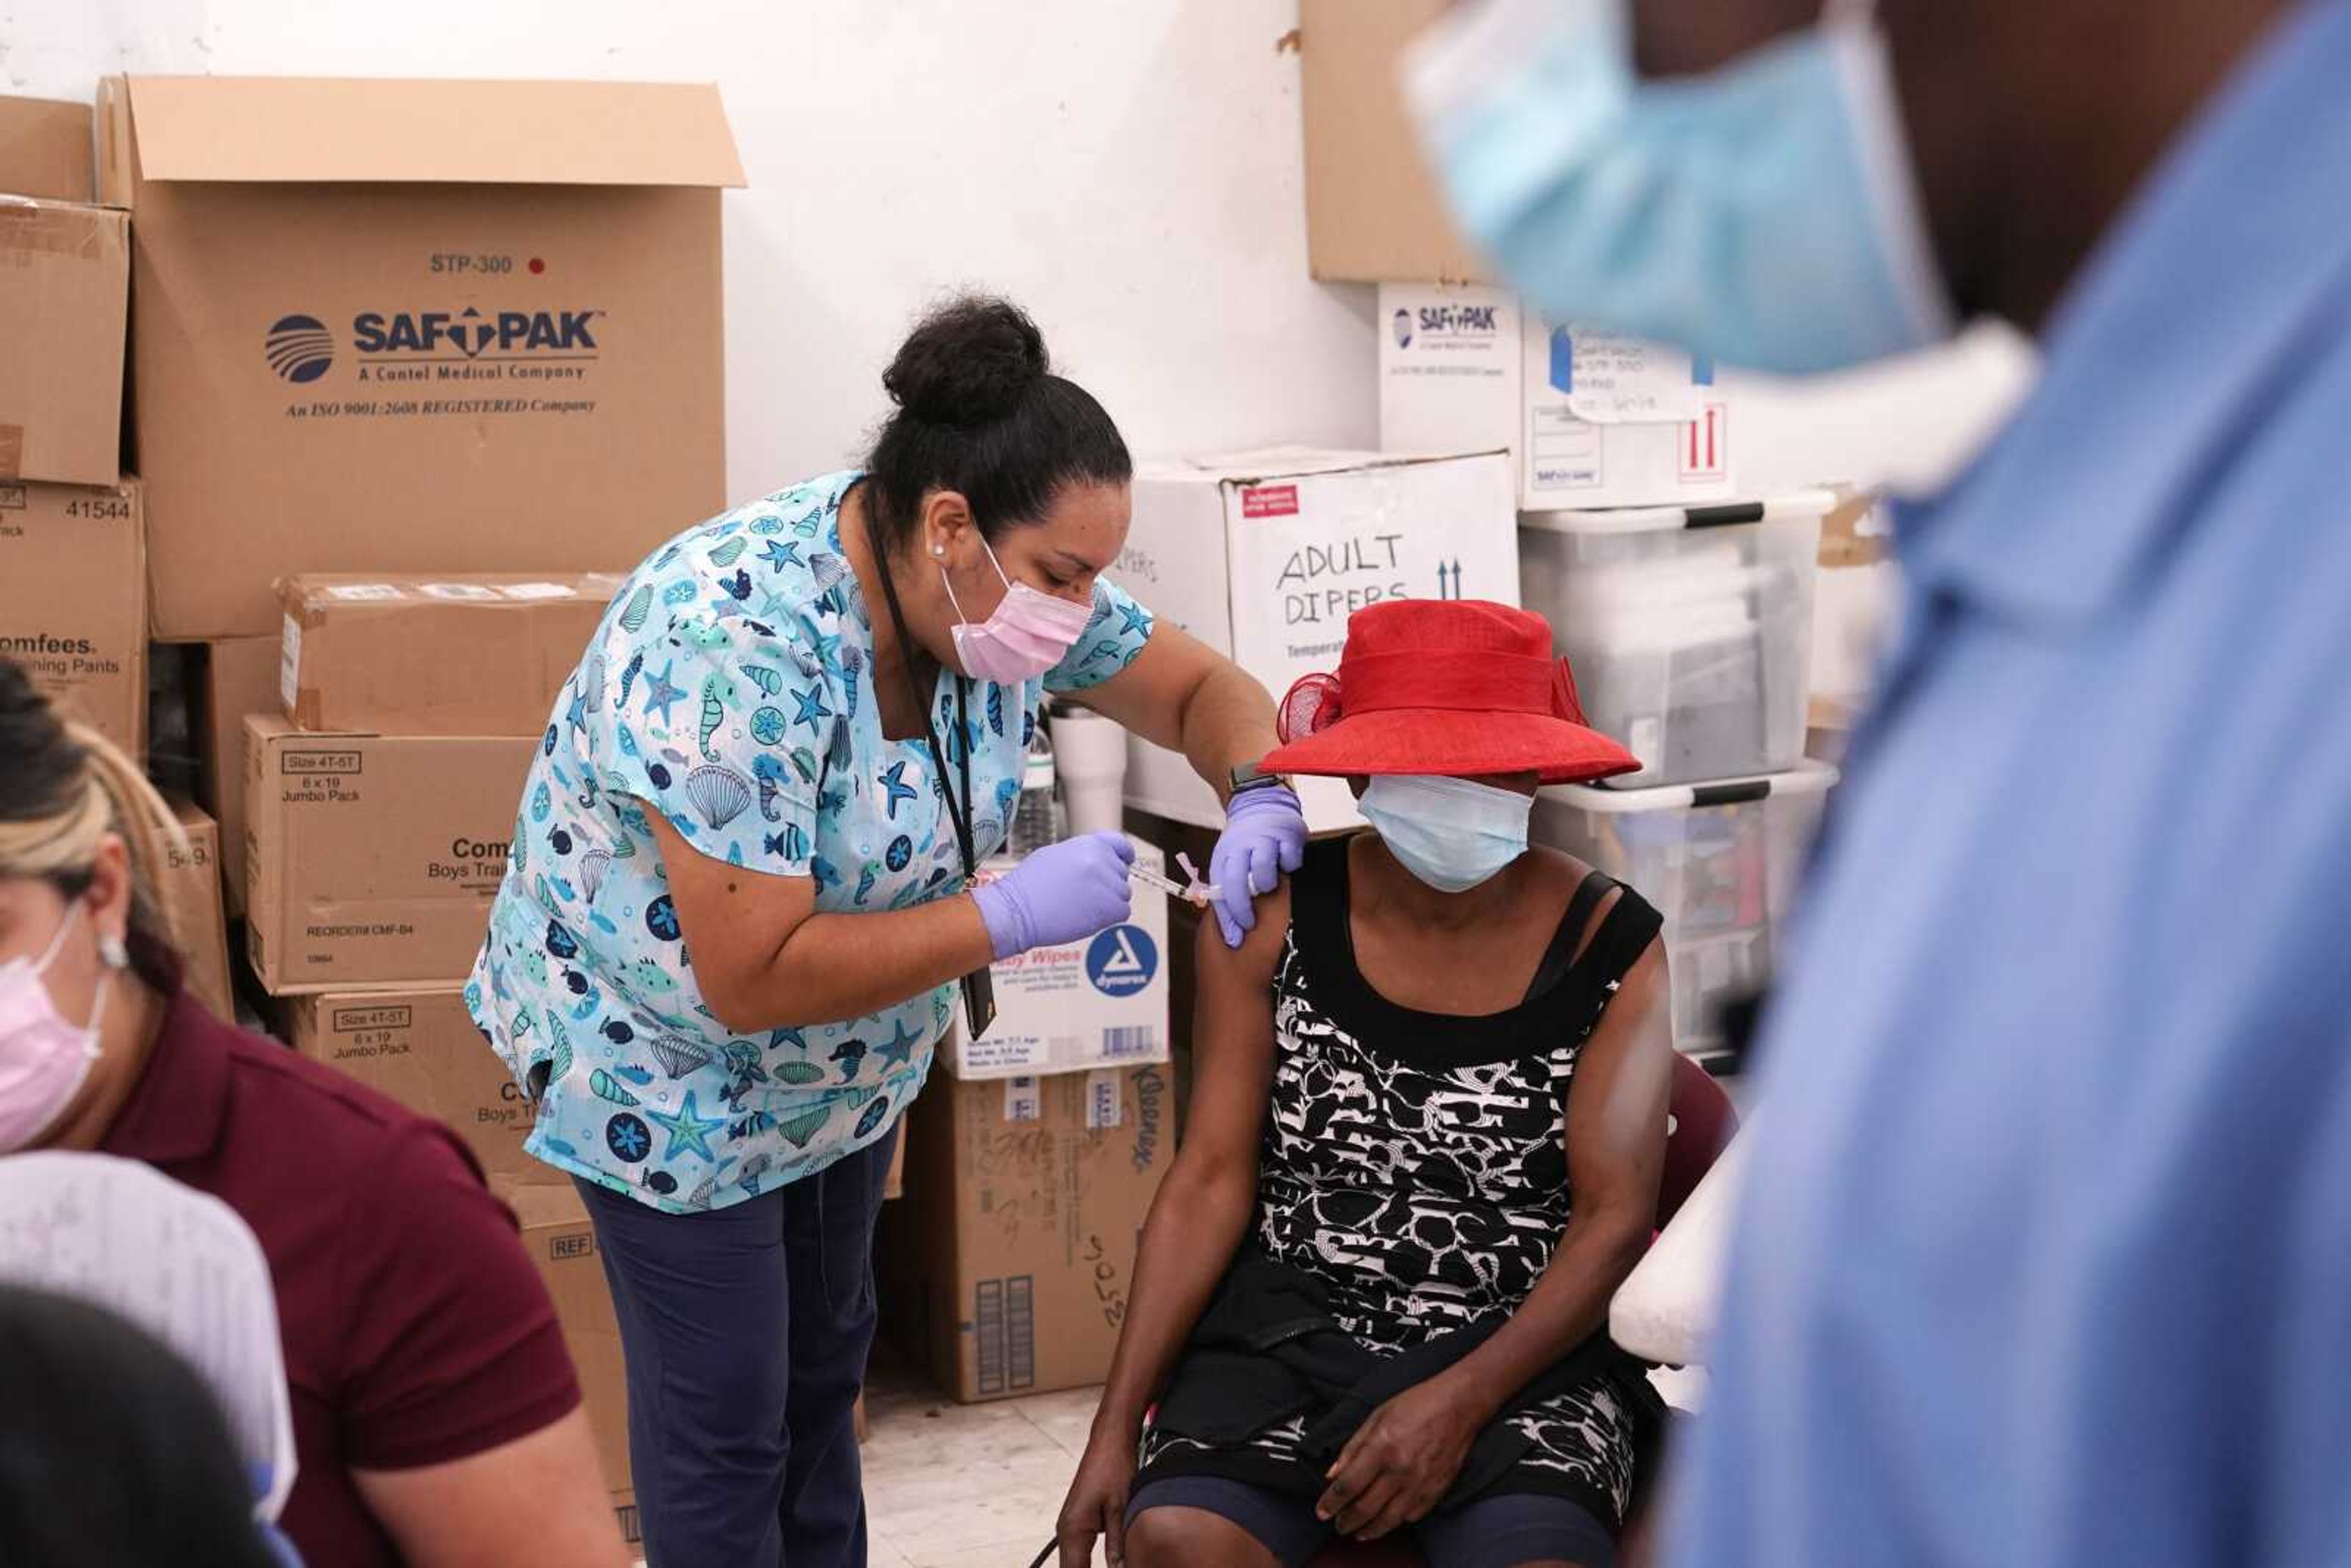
882, 296, 1049, 427
866, 292, 1131, 550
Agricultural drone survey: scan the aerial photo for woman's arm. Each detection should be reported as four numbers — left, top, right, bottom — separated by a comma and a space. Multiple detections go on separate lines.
1318, 936, 1674, 1539
1071, 621, 1279, 798
1056, 882, 1290, 1567
647, 810, 992, 1030
357, 1412, 629, 1568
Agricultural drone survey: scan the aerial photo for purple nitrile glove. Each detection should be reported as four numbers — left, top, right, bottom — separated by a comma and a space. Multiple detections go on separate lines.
1209, 786, 1308, 948
972, 831, 1136, 961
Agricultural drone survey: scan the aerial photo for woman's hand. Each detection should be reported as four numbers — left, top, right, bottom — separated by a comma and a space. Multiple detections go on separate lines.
1207, 786, 1307, 947
973, 831, 1136, 959
1057, 1430, 1139, 1568
1315, 1373, 1488, 1540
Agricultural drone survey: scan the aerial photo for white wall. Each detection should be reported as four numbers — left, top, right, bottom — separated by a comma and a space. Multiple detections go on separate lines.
9, 0, 2031, 505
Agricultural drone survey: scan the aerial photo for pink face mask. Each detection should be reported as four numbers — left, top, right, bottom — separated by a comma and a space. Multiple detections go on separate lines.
943, 536, 1096, 685
0, 902, 115, 1153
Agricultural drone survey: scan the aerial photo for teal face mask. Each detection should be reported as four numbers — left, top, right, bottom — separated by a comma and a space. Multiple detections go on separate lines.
1408, 0, 1953, 375
1360, 775, 1532, 894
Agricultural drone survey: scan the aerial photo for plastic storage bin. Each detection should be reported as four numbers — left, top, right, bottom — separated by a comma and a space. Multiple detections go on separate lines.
1533, 762, 1837, 1060
1519, 491, 1832, 788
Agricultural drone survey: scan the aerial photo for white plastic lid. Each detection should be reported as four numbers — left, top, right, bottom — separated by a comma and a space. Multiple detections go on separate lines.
1543, 759, 1840, 812
1519, 488, 1839, 537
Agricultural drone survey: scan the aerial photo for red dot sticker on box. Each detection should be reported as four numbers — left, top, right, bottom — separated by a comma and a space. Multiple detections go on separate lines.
1240, 484, 1299, 519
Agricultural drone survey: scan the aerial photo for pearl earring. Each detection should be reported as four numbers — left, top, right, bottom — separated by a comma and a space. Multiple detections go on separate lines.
931, 544, 945, 558
99, 934, 129, 970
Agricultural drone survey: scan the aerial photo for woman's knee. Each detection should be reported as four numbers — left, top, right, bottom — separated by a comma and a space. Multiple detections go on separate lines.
1124, 1503, 1279, 1568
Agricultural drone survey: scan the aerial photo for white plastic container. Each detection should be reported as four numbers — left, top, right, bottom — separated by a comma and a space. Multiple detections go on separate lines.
1520, 491, 1832, 788
1050, 705, 1130, 838
1533, 763, 1837, 1060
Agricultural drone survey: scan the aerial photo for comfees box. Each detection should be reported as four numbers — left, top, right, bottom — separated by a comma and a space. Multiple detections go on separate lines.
244, 716, 533, 992
1379, 284, 1736, 511
0, 478, 145, 757
99, 75, 745, 639
286, 988, 538, 1181
280, 572, 621, 736
1119, 447, 1518, 831
938, 838, 1171, 1081
882, 1064, 1171, 1403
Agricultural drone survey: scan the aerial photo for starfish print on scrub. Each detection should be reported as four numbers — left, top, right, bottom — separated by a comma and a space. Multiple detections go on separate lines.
792, 686, 833, 735
874, 1019, 923, 1072
878, 761, 920, 818
646, 1089, 727, 1162
640, 661, 688, 726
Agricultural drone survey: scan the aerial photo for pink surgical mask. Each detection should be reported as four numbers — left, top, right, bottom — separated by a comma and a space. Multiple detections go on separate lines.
943, 536, 1095, 685
0, 902, 116, 1153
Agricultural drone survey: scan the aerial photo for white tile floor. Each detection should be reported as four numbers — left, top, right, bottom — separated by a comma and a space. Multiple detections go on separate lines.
861, 1359, 1108, 1568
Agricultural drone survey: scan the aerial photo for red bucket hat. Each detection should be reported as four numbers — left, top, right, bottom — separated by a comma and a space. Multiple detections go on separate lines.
1260, 600, 1638, 786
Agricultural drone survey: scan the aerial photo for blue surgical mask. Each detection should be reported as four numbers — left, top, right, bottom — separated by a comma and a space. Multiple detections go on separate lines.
1360, 775, 1532, 893
1408, 0, 1952, 375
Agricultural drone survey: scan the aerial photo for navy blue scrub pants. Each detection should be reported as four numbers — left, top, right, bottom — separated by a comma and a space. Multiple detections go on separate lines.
578, 1124, 899, 1568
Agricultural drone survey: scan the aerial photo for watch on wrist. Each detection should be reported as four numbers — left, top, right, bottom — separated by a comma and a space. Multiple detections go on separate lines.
1228, 762, 1291, 798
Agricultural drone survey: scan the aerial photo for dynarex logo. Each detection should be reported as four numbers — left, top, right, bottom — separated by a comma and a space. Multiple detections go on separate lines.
265, 315, 336, 383
1085, 925, 1159, 998
352, 307, 599, 358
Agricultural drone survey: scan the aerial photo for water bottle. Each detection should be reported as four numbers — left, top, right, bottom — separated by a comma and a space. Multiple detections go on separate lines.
1007, 722, 1064, 857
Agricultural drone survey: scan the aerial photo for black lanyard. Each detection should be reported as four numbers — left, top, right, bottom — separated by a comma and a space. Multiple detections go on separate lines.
871, 530, 997, 1040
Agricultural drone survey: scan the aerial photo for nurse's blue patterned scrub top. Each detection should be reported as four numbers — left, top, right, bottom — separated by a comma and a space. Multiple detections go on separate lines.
467, 470, 1153, 1214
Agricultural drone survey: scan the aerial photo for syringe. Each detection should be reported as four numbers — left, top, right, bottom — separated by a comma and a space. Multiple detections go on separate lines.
1128, 852, 1220, 909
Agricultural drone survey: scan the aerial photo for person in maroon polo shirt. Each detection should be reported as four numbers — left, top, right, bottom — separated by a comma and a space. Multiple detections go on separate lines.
0, 662, 629, 1566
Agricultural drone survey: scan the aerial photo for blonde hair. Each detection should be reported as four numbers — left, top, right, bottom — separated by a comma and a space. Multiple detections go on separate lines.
0, 684, 189, 980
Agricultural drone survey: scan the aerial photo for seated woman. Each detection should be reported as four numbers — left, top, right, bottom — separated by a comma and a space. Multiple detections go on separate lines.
0, 661, 628, 1568
1056, 601, 1675, 1568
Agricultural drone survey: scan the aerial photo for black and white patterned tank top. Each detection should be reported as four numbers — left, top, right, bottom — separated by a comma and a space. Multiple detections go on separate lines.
1255, 833, 1664, 1349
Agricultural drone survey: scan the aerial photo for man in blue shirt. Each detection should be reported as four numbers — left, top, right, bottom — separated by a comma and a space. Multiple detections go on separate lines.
1412, 0, 2351, 1562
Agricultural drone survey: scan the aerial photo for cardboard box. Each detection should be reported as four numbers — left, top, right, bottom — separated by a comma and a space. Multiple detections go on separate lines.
0, 478, 145, 757
0, 96, 96, 201
1119, 447, 1517, 831
99, 75, 744, 639
1379, 283, 1736, 511
940, 841, 1172, 1081
882, 1064, 1171, 1403
285, 988, 538, 1180
162, 797, 233, 1023
243, 716, 533, 992
496, 1178, 639, 1550
198, 635, 281, 918
0, 197, 127, 486
280, 572, 621, 735
1299, 0, 1488, 284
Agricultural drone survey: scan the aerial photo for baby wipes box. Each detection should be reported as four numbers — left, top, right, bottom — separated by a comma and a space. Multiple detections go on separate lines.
937, 838, 1171, 1081
1378, 283, 1736, 511
1120, 446, 1518, 833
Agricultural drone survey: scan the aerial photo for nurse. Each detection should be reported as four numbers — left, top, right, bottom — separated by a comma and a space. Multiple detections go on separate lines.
468, 295, 1306, 1566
